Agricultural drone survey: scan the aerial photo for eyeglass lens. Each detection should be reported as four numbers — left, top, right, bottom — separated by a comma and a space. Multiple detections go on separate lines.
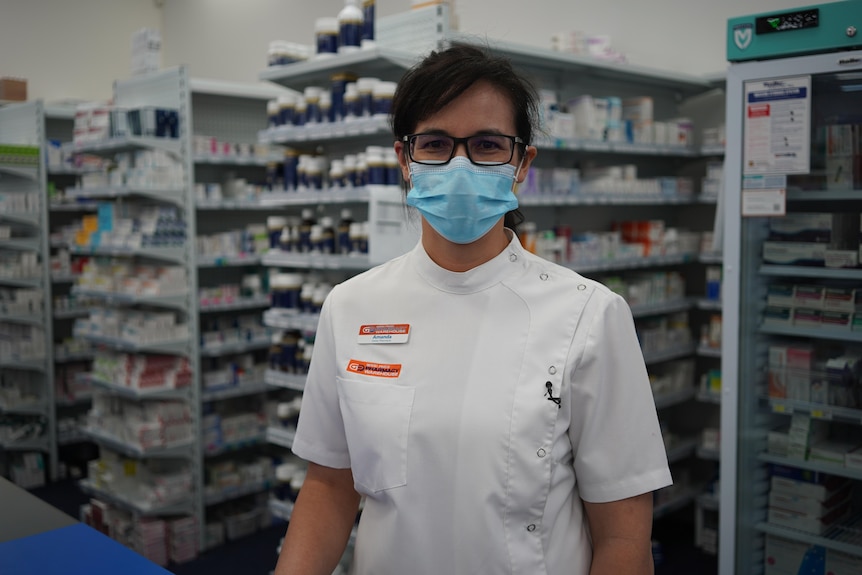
409, 134, 516, 165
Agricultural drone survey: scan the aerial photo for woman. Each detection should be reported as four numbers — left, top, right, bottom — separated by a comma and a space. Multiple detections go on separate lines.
275, 42, 672, 575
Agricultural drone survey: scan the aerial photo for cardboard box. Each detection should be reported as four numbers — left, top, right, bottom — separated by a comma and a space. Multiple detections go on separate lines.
0, 77, 27, 101
764, 535, 822, 575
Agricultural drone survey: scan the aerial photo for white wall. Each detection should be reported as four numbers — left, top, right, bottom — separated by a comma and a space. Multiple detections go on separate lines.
0, 0, 161, 102
0, 0, 822, 103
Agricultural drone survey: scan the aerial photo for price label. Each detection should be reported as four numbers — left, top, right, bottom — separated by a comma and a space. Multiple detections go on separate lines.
772, 402, 793, 414
124, 460, 137, 476
810, 409, 832, 420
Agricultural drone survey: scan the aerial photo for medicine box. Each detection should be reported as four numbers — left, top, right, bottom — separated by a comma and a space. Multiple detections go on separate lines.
764, 535, 823, 575
762, 242, 826, 266
0, 77, 27, 101
770, 467, 850, 500
769, 480, 851, 515
767, 503, 849, 535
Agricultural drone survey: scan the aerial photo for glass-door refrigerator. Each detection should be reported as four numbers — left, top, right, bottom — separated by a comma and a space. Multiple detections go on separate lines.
721, 2, 862, 574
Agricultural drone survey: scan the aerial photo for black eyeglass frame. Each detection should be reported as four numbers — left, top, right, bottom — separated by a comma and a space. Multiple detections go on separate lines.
402, 133, 526, 166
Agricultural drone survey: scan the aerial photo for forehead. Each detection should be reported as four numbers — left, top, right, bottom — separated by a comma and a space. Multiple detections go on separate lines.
415, 81, 516, 134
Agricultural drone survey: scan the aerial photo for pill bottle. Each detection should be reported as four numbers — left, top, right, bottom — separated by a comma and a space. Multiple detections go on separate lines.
365, 146, 386, 186
356, 77, 378, 117
277, 93, 296, 127
283, 148, 299, 191
337, 0, 364, 54
330, 73, 357, 122
329, 159, 346, 188
337, 209, 354, 255
362, 0, 375, 45
304, 86, 323, 124
372, 81, 396, 116
267, 216, 287, 249
343, 82, 360, 120
384, 149, 401, 186
315, 17, 339, 57
267, 100, 280, 128
318, 216, 336, 254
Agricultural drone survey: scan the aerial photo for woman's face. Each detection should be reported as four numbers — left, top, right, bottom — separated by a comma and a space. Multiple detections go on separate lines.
395, 81, 536, 184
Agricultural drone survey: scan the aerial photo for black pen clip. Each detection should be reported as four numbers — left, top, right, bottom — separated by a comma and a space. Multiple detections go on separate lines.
545, 381, 561, 408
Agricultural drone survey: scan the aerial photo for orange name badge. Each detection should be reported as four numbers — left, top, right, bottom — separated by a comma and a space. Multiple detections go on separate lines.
357, 323, 410, 344
346, 360, 402, 378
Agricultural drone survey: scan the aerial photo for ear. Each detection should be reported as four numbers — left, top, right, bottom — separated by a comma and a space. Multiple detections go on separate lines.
515, 145, 537, 184
394, 140, 411, 184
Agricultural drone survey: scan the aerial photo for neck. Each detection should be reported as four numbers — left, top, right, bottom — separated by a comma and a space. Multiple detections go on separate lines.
421, 221, 511, 272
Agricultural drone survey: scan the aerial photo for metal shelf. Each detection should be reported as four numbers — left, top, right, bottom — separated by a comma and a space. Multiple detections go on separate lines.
262, 309, 320, 332
71, 288, 189, 311
0, 437, 49, 451
201, 381, 271, 403
256, 188, 372, 207
68, 245, 186, 264
697, 345, 722, 358
0, 401, 48, 415
79, 479, 193, 516
264, 369, 306, 392
629, 298, 691, 319
0, 237, 40, 251
259, 46, 416, 89
75, 333, 190, 355
197, 254, 261, 268
0, 164, 38, 180
759, 265, 862, 280
0, 358, 47, 372
564, 253, 696, 274
764, 396, 862, 426
653, 487, 699, 520
205, 480, 274, 507
642, 342, 696, 365
266, 426, 296, 449
519, 193, 697, 207
534, 137, 698, 157
54, 352, 94, 364
262, 251, 372, 270
194, 154, 280, 167
666, 437, 699, 464
199, 296, 271, 313
0, 276, 42, 288
759, 323, 862, 343
66, 186, 185, 206
204, 433, 266, 457
653, 387, 696, 410
697, 391, 722, 405
695, 298, 722, 311
53, 308, 91, 320
81, 374, 191, 401
786, 189, 862, 202
268, 498, 294, 522
62, 136, 182, 158
756, 517, 862, 558
696, 446, 720, 461
758, 453, 862, 481
82, 427, 193, 459
200, 337, 272, 358
0, 312, 44, 326
259, 116, 392, 145
0, 211, 39, 226
48, 202, 99, 212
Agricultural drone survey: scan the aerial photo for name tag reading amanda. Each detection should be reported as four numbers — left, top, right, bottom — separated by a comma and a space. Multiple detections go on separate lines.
357, 324, 410, 344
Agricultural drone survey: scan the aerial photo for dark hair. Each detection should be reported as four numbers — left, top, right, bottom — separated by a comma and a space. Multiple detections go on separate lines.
390, 41, 540, 230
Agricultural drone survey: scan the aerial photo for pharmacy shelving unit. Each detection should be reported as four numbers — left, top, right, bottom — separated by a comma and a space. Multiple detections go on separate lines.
257, 15, 726, 565
60, 67, 205, 557
0, 101, 57, 486
188, 76, 295, 550
44, 104, 100, 467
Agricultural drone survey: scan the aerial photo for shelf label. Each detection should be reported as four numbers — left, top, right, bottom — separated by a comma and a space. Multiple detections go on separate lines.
810, 409, 832, 420
772, 402, 793, 414
742, 188, 786, 217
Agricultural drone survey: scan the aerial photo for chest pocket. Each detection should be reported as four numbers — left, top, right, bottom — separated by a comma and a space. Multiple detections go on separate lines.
336, 376, 415, 494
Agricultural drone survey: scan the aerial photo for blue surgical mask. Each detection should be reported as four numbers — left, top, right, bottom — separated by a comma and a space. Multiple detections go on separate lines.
406, 156, 519, 244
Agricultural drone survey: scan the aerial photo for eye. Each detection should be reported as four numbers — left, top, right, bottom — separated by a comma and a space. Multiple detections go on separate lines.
414, 135, 452, 154
470, 136, 507, 153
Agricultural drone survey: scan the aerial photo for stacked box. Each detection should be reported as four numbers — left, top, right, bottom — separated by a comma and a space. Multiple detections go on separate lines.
767, 465, 851, 535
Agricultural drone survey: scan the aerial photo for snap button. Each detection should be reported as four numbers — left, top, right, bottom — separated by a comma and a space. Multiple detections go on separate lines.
539, 272, 548, 281
548, 366, 557, 375
577, 284, 586, 291
509, 253, 518, 262
537, 448, 546, 458
526, 524, 536, 532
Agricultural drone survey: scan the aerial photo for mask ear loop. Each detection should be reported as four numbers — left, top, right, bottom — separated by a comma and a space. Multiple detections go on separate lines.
512, 144, 529, 192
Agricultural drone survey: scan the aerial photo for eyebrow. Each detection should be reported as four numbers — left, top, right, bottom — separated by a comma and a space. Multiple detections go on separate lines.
414, 128, 509, 137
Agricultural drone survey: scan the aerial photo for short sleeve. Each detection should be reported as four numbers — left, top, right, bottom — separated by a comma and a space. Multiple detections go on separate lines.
291, 287, 352, 469
568, 290, 673, 503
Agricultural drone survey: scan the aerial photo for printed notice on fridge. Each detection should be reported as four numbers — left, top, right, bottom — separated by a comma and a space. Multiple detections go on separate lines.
743, 76, 811, 175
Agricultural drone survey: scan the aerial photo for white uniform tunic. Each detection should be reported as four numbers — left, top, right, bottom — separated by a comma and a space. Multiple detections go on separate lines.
292, 233, 673, 575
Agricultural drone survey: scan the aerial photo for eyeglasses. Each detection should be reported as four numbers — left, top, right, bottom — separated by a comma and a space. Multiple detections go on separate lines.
403, 133, 524, 166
